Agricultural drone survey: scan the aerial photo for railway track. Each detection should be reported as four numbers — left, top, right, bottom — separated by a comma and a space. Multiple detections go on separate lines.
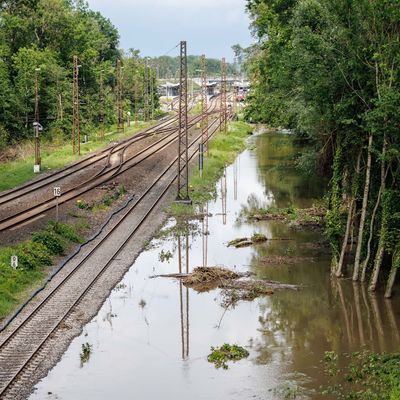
0, 99, 220, 232
0, 114, 226, 399
0, 114, 180, 206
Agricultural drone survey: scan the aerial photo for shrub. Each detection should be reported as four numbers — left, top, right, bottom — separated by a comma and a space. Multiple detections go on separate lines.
32, 231, 65, 255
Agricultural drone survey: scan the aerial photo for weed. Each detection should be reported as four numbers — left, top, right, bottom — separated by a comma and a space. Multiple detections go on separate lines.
207, 343, 249, 369
138, 299, 146, 308
80, 342, 92, 365
158, 249, 173, 263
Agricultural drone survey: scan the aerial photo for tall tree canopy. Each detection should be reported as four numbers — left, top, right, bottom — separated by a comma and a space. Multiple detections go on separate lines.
245, 0, 400, 295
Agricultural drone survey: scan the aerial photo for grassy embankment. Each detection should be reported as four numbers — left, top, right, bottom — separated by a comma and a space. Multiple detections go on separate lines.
0, 183, 128, 320
169, 120, 253, 216
0, 221, 84, 319
0, 121, 154, 192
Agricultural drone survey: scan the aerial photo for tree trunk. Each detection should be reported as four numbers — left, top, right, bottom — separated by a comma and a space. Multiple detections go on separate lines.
336, 199, 354, 277
368, 136, 387, 290
384, 247, 399, 298
353, 133, 373, 281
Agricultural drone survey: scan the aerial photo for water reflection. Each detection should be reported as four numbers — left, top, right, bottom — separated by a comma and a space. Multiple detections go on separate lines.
30, 133, 400, 400
177, 226, 190, 359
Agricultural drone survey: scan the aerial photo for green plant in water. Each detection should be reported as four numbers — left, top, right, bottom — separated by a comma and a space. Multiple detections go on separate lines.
158, 249, 173, 263
80, 342, 92, 365
207, 343, 249, 369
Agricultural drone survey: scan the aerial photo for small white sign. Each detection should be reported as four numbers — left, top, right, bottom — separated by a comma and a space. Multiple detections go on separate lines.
11, 255, 18, 269
53, 187, 61, 197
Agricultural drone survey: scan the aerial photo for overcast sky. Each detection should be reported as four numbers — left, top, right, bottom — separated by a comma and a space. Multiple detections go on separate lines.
86, 0, 253, 61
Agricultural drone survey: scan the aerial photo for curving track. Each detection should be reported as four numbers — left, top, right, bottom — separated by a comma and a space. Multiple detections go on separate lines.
0, 98, 220, 232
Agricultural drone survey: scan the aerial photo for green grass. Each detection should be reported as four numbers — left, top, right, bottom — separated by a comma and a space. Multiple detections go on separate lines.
0, 221, 83, 319
0, 121, 154, 192
169, 121, 253, 217
323, 351, 400, 399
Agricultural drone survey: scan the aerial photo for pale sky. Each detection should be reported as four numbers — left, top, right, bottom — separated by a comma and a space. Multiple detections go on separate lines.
86, 0, 253, 61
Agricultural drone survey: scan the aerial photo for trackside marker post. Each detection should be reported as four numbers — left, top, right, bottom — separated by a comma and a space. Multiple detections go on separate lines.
53, 187, 61, 222
11, 255, 18, 269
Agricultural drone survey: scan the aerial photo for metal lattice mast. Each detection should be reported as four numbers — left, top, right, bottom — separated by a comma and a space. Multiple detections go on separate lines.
72, 55, 80, 155
143, 62, 150, 121
201, 54, 209, 154
220, 57, 227, 133
34, 68, 41, 171
176, 41, 190, 202
149, 66, 154, 120
116, 59, 124, 131
134, 81, 139, 126
99, 69, 105, 138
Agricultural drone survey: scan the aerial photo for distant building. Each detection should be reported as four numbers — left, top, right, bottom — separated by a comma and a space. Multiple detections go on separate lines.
158, 82, 180, 97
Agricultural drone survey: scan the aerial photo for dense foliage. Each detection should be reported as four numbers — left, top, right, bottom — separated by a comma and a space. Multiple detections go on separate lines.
245, 0, 400, 296
0, 0, 158, 148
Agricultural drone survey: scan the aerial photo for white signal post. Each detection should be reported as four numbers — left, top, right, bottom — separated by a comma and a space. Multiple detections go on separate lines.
53, 187, 61, 222
11, 255, 18, 269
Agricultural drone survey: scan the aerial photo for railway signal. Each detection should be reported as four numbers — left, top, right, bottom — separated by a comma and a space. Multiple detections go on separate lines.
176, 41, 191, 203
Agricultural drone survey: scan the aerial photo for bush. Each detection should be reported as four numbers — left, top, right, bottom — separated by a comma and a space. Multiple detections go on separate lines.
18, 241, 53, 269
48, 221, 82, 243
32, 231, 65, 255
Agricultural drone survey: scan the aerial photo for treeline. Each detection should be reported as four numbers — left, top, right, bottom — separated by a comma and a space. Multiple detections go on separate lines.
0, 0, 158, 148
245, 0, 400, 296
150, 55, 236, 79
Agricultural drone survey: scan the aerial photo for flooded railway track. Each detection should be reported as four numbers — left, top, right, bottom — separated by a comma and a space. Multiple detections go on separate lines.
0, 114, 226, 400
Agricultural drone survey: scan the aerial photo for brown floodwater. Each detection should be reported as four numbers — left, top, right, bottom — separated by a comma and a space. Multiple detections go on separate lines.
30, 132, 400, 400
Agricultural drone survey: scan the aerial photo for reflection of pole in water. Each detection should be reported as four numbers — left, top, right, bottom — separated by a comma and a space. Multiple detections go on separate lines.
202, 202, 209, 267
233, 160, 238, 201
221, 167, 227, 225
178, 227, 190, 359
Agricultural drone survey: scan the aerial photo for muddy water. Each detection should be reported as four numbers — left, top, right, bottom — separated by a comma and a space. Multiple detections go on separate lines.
30, 133, 400, 400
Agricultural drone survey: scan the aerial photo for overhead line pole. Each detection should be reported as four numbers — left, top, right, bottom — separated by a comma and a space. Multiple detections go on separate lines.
72, 55, 80, 155
176, 41, 191, 203
201, 54, 209, 155
143, 61, 150, 121
34, 67, 41, 173
116, 59, 124, 131
99, 69, 105, 138
220, 57, 227, 133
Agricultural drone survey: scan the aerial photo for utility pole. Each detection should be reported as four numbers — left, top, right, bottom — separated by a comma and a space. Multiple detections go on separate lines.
99, 69, 105, 138
200, 54, 209, 154
220, 57, 227, 133
116, 59, 124, 131
149, 64, 154, 120
33, 67, 41, 173
134, 80, 139, 126
143, 61, 150, 121
72, 55, 80, 155
176, 40, 190, 203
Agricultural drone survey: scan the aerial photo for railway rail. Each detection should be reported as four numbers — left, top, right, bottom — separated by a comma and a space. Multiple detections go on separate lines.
0, 98, 220, 232
0, 113, 227, 399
